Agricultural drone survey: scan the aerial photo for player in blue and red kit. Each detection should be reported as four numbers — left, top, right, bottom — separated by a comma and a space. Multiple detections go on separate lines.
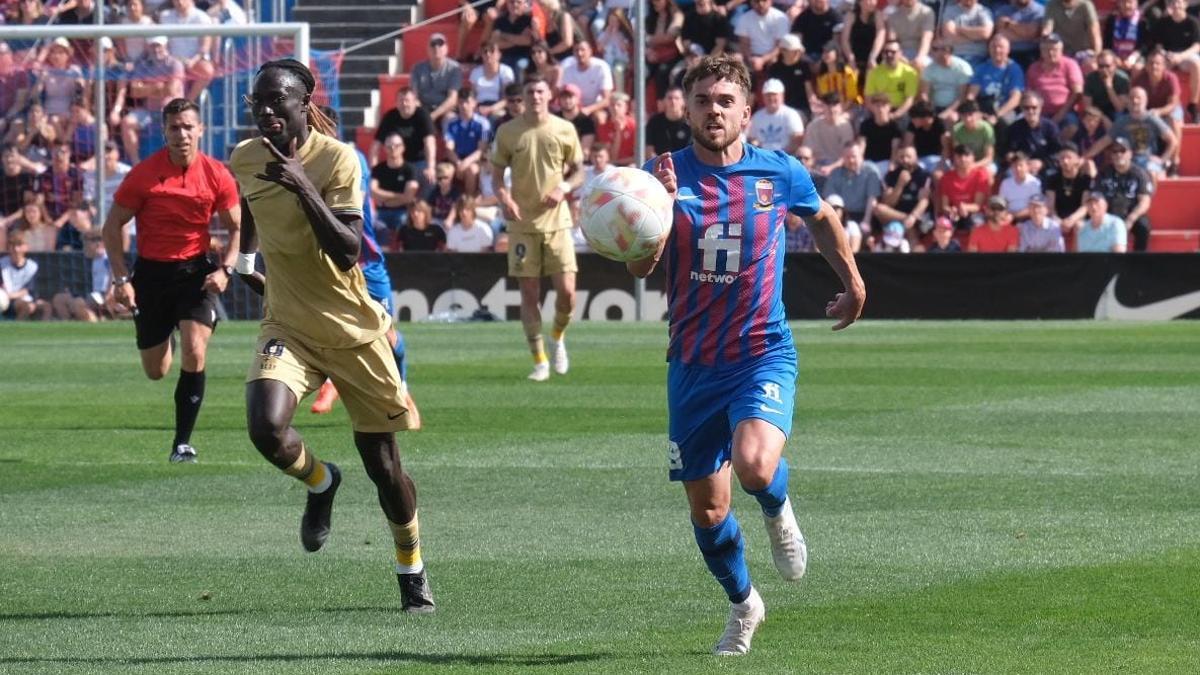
631, 55, 866, 656
310, 117, 421, 427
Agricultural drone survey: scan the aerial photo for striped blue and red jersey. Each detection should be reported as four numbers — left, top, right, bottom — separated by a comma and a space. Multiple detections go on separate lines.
353, 147, 390, 287
643, 144, 820, 367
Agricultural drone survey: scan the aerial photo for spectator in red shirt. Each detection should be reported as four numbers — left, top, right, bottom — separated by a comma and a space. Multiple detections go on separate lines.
968, 195, 1021, 251
939, 143, 992, 230
101, 98, 242, 465
595, 92, 636, 166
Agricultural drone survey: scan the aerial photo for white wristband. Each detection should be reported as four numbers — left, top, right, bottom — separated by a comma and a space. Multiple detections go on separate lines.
558, 181, 571, 194
234, 252, 257, 275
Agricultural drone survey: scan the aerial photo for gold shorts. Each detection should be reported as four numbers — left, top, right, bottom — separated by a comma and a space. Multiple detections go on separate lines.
507, 228, 578, 277
247, 327, 413, 432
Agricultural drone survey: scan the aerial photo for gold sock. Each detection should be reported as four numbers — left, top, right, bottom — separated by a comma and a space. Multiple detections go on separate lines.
551, 311, 570, 342
283, 445, 329, 492
388, 514, 424, 574
528, 335, 547, 364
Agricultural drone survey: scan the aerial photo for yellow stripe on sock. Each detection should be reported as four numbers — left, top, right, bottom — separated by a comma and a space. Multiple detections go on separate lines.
388, 514, 423, 572
303, 460, 328, 490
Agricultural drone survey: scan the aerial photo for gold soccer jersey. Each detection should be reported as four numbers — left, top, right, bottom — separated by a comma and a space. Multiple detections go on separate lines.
490, 115, 582, 234
230, 131, 388, 348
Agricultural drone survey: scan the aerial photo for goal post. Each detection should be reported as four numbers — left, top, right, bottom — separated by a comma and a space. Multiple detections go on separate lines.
0, 22, 310, 222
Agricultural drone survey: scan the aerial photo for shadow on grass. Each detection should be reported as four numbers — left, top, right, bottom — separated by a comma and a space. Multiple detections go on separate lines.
0, 605, 406, 622
0, 651, 611, 668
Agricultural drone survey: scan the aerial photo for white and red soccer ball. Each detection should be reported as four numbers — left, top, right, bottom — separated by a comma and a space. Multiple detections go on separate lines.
579, 167, 674, 262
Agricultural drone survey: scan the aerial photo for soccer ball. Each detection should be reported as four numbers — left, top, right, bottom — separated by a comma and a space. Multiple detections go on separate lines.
579, 166, 674, 262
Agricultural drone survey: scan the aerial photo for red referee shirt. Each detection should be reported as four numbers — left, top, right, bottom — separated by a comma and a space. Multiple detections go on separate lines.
113, 148, 240, 262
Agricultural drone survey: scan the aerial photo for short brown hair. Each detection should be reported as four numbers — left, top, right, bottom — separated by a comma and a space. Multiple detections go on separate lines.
682, 55, 752, 102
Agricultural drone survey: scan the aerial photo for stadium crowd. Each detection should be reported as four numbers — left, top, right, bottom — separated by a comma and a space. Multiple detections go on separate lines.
3, 0, 1198, 318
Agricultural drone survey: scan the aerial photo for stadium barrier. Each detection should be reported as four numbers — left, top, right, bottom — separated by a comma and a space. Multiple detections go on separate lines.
25, 252, 1200, 322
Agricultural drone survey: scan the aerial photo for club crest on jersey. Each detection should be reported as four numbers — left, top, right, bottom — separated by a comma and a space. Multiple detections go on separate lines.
754, 179, 774, 210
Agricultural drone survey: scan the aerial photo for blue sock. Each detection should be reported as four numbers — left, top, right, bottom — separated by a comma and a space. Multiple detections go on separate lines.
693, 511, 752, 604
745, 457, 789, 518
392, 332, 408, 381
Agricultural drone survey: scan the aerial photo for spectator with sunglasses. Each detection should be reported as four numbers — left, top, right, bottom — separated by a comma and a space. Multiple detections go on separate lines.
411, 32, 463, 125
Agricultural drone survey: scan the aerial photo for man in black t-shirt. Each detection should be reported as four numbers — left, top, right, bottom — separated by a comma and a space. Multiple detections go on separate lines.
1150, 0, 1200, 121
1042, 142, 1091, 230
860, 94, 905, 174
555, 84, 596, 154
682, 0, 732, 56
491, 0, 536, 72
792, 0, 842, 62
904, 103, 949, 174
645, 87, 693, 156
396, 202, 447, 251
1091, 138, 1153, 251
370, 134, 422, 241
766, 34, 814, 117
874, 145, 931, 240
373, 88, 437, 183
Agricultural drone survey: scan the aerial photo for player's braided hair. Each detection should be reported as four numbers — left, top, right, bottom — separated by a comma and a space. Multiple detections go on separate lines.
256, 58, 336, 137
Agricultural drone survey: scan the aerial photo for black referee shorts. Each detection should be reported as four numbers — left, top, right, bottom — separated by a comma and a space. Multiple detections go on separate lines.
131, 255, 220, 350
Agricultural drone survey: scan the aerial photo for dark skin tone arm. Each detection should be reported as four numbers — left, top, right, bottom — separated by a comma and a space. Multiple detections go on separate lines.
255, 136, 363, 271
236, 195, 266, 296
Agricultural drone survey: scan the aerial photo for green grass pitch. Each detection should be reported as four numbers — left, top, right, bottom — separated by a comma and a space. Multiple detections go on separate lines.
1, 320, 1199, 674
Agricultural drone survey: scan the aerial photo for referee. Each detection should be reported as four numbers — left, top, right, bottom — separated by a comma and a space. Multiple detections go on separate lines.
102, 98, 241, 463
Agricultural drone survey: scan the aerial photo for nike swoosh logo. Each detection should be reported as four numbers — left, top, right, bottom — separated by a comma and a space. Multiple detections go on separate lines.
759, 404, 785, 414
387, 411, 405, 420
1094, 275, 1200, 320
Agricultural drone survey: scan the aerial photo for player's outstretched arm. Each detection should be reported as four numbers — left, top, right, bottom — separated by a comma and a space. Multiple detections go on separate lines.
236, 196, 266, 296
254, 137, 361, 270
807, 199, 866, 331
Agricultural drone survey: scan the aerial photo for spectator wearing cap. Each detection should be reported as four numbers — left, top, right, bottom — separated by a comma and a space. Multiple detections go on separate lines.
968, 196, 1020, 251
1089, 137, 1152, 250
1042, 142, 1093, 231
994, 0, 1046, 70
904, 101, 949, 174
874, 145, 931, 243
803, 92, 857, 175
748, 78, 806, 153
939, 143, 991, 230
1077, 193, 1127, 252
921, 39, 974, 124
766, 34, 816, 118
34, 39, 85, 122
560, 40, 614, 117
884, 0, 936, 68
1027, 34, 1084, 133
967, 35, 1025, 124
411, 33, 464, 125
735, 0, 791, 74
864, 39, 919, 117
682, 0, 732, 58
822, 141, 882, 232
874, 220, 912, 252
824, 193, 864, 252
373, 88, 438, 184
1150, 0, 1200, 123
645, 86, 691, 157
443, 88, 492, 196
941, 0, 994, 68
926, 216, 963, 252
158, 0, 215, 102
121, 36, 184, 162
556, 84, 596, 154
1017, 194, 1065, 252
1042, 0, 1101, 63
792, 0, 842, 63
1003, 91, 1061, 175
595, 92, 636, 166
998, 152, 1042, 220
860, 94, 904, 176
0, 42, 31, 137
491, 0, 539, 73
471, 42, 518, 122
951, 100, 996, 173
1086, 86, 1175, 179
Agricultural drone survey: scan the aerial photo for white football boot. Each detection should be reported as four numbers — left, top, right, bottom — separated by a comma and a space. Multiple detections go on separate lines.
551, 339, 569, 375
764, 496, 808, 581
527, 362, 550, 382
714, 587, 766, 656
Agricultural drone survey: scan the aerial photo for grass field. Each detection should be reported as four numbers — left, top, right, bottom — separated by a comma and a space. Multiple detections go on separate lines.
1, 320, 1199, 674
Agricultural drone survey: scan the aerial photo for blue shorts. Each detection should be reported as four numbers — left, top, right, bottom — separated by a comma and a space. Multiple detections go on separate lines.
666, 349, 798, 482
364, 274, 394, 317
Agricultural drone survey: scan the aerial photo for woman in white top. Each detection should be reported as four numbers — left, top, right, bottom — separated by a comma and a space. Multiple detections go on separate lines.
119, 0, 157, 63
469, 42, 516, 120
